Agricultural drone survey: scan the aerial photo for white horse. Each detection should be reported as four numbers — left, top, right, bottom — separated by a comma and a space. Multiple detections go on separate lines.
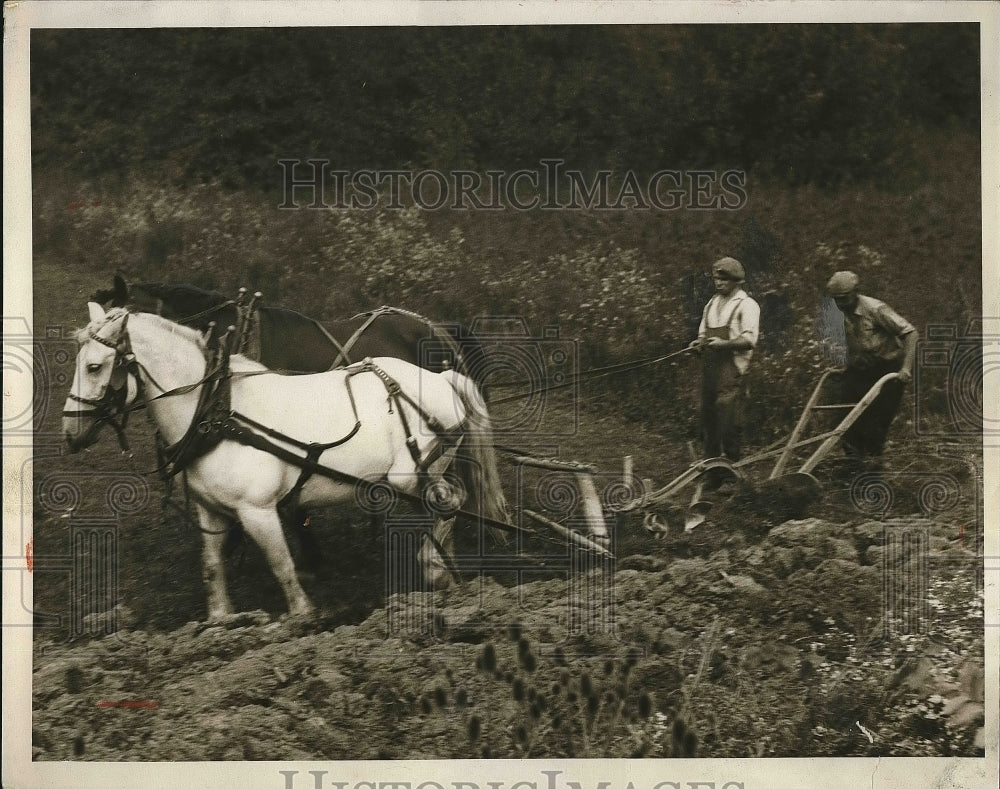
62, 303, 510, 620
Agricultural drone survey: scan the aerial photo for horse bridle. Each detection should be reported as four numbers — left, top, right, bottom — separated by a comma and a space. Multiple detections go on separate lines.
63, 312, 143, 452
66, 310, 242, 461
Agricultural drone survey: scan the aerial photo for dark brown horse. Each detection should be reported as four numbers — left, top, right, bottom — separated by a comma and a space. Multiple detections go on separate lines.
93, 274, 489, 393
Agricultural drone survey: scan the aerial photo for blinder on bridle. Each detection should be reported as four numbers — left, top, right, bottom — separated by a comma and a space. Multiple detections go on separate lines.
64, 311, 143, 452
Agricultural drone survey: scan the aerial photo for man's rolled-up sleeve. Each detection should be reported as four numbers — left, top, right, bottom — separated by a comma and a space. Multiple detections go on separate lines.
739, 299, 761, 348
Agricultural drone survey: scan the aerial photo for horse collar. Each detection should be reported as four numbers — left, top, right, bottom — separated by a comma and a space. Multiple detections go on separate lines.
158, 337, 235, 478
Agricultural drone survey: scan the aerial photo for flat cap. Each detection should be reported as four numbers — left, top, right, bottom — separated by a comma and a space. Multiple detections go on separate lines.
826, 270, 860, 296
712, 257, 745, 282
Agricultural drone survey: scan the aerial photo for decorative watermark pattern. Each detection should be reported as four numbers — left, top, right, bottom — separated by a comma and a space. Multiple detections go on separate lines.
278, 159, 749, 212
277, 769, 746, 789
880, 523, 930, 637
849, 461, 983, 636
16, 470, 149, 637
2, 319, 77, 438
914, 318, 998, 436
5, 317, 154, 662
849, 471, 962, 522
68, 519, 120, 639
418, 317, 581, 439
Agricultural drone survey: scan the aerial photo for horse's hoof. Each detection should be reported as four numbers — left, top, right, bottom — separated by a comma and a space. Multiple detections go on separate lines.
282, 598, 318, 619
202, 612, 233, 627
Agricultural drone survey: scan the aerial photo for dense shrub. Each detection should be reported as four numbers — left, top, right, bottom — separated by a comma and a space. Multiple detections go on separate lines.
31, 25, 979, 188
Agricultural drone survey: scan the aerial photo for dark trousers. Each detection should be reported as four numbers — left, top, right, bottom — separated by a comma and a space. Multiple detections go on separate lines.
824, 360, 905, 457
701, 347, 746, 461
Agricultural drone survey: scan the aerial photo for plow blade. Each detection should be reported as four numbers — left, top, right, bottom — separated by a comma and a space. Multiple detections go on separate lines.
684, 499, 715, 532
683, 461, 741, 532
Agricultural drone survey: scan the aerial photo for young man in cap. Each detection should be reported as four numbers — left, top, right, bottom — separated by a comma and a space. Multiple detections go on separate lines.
826, 270, 917, 460
689, 257, 760, 466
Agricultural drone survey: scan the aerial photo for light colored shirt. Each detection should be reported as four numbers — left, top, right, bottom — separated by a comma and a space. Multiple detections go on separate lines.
698, 289, 761, 374
844, 294, 915, 369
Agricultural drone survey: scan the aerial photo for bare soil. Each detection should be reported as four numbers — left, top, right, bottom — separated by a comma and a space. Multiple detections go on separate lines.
31, 401, 986, 759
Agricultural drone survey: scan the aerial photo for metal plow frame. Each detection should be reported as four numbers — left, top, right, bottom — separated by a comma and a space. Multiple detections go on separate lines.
625, 369, 902, 532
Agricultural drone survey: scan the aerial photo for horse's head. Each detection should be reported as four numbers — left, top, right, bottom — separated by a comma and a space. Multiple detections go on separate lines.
133, 282, 231, 329
62, 303, 140, 452
89, 272, 130, 309
92, 274, 233, 331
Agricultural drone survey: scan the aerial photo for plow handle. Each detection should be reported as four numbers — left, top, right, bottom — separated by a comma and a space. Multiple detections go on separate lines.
798, 371, 901, 474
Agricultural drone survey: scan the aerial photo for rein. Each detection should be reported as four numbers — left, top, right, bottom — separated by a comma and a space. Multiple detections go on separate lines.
320, 313, 373, 369
488, 346, 696, 405
171, 298, 237, 326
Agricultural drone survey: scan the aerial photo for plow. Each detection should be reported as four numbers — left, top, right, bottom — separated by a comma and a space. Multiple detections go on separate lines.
619, 369, 902, 536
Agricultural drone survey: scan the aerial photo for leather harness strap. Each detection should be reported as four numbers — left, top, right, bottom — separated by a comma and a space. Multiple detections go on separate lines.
229, 383, 363, 511
161, 353, 465, 513
327, 310, 383, 369
347, 359, 463, 472
159, 330, 236, 477
307, 317, 353, 369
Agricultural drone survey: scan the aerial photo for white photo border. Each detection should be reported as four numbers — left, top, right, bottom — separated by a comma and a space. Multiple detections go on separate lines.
4, 2, 997, 788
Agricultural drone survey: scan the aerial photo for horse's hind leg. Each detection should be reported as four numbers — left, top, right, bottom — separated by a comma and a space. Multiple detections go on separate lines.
238, 506, 315, 618
196, 505, 235, 621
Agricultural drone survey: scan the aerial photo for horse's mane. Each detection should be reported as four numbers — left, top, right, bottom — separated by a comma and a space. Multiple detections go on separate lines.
133, 281, 228, 305
134, 312, 214, 356
75, 308, 208, 352
130, 313, 273, 372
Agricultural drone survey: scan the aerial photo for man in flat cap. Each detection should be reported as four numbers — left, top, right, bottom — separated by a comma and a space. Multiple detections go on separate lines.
689, 257, 760, 467
826, 270, 917, 460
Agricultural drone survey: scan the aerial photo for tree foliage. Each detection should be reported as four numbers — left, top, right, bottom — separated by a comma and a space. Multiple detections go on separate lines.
30, 24, 979, 187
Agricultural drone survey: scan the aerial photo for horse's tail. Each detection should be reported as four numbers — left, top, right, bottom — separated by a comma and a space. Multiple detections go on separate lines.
441, 370, 512, 545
